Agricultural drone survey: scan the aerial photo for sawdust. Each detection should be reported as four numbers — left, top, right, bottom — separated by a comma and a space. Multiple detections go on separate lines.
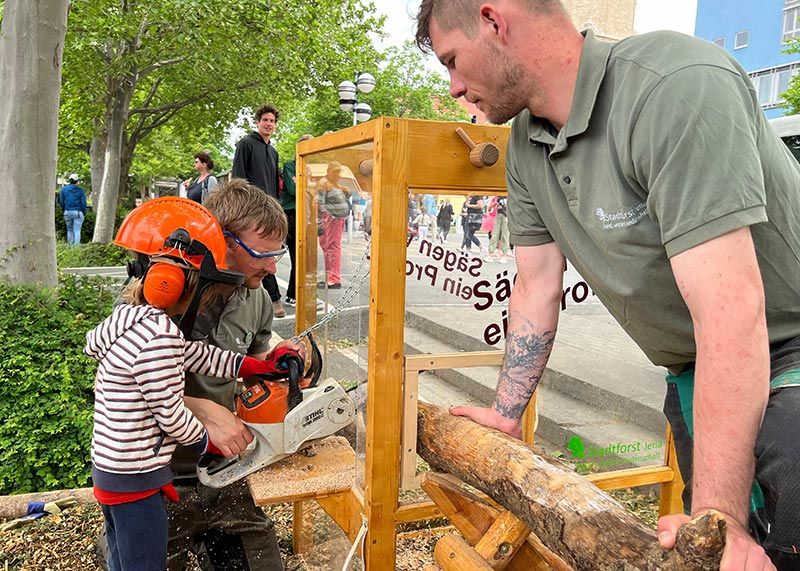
0, 490, 659, 570
247, 436, 355, 503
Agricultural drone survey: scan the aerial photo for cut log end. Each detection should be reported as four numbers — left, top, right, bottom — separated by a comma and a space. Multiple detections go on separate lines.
417, 403, 726, 570
646, 511, 726, 570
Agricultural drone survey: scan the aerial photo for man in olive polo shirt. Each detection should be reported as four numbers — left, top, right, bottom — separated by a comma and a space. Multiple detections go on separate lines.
416, 0, 800, 569
170, 179, 294, 570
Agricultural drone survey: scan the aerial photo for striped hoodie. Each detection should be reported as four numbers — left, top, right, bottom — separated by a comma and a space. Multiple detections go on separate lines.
85, 304, 243, 492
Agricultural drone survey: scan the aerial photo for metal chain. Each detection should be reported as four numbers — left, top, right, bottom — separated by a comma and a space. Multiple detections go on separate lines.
295, 238, 372, 340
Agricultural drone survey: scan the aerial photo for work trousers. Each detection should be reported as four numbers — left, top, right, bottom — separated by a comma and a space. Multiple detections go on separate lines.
166, 479, 283, 571
664, 352, 800, 569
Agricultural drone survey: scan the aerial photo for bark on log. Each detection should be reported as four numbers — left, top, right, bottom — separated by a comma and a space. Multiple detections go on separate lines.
417, 403, 725, 570
0, 488, 95, 520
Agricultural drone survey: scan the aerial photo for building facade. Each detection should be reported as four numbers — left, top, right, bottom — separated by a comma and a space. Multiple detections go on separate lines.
695, 0, 800, 118
561, 0, 636, 41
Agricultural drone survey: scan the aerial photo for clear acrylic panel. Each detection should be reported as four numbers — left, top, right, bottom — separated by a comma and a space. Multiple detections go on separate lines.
298, 143, 373, 496
401, 190, 667, 485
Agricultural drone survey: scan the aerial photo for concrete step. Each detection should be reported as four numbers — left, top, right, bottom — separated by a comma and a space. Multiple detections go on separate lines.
404, 325, 666, 468
405, 310, 667, 437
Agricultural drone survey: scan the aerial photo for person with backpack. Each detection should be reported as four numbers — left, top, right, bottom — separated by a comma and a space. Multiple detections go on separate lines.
183, 152, 218, 204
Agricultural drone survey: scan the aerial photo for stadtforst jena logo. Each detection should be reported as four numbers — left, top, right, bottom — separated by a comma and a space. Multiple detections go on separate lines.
566, 436, 665, 470
594, 202, 648, 229
567, 435, 585, 459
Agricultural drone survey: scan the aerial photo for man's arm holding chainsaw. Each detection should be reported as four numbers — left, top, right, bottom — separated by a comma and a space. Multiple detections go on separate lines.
451, 242, 564, 435
184, 340, 307, 456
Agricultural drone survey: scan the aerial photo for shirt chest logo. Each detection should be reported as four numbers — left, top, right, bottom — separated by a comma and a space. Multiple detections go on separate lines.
234, 331, 254, 351
595, 203, 647, 230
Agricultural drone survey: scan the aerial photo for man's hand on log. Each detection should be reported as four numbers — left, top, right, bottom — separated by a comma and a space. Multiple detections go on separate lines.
658, 512, 775, 570
449, 405, 523, 439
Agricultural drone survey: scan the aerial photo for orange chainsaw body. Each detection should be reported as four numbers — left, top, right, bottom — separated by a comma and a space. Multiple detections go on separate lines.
237, 381, 289, 424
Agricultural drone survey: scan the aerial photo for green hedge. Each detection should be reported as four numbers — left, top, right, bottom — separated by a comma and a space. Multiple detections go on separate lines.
57, 242, 132, 268
0, 274, 116, 495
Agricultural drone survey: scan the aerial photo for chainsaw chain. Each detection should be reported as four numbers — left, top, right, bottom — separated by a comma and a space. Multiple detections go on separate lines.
294, 237, 372, 341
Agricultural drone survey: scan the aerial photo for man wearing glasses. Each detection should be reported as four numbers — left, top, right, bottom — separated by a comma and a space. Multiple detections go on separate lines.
167, 179, 294, 570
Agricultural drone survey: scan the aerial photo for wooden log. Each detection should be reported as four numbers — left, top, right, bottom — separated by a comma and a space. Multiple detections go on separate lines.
417, 403, 725, 570
0, 487, 95, 520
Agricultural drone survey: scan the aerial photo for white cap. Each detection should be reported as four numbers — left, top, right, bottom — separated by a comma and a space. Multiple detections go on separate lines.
67, 173, 79, 183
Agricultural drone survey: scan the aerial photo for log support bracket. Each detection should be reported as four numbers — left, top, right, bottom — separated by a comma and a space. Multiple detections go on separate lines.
422, 472, 571, 571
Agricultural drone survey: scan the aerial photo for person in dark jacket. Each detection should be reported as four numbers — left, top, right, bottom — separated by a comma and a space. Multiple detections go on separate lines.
281, 134, 314, 306
232, 105, 286, 318
59, 173, 87, 245
437, 198, 455, 243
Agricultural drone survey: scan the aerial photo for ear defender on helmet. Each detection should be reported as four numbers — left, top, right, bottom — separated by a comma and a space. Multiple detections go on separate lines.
142, 262, 187, 309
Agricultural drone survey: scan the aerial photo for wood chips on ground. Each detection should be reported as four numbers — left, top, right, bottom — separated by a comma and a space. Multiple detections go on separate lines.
1, 489, 656, 570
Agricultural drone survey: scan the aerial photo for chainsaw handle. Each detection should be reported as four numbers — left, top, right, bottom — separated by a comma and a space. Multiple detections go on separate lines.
285, 356, 303, 411
197, 452, 223, 468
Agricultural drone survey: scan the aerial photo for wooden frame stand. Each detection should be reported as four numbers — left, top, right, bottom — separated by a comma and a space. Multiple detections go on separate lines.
290, 119, 686, 569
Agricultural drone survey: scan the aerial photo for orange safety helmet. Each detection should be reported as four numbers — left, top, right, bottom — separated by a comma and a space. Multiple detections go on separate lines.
114, 197, 243, 330
114, 196, 229, 271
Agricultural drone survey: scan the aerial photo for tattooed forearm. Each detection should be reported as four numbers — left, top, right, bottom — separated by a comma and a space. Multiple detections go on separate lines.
493, 313, 556, 420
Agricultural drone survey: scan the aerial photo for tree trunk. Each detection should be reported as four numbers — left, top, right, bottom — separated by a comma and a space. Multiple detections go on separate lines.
417, 403, 725, 570
117, 140, 135, 208
89, 130, 107, 197
92, 81, 132, 243
0, 0, 69, 285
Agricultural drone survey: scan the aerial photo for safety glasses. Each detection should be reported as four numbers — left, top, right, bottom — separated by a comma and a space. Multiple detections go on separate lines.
223, 231, 287, 263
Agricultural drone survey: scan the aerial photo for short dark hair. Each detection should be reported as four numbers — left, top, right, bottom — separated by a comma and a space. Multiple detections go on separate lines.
255, 105, 280, 122
415, 0, 562, 52
194, 151, 214, 171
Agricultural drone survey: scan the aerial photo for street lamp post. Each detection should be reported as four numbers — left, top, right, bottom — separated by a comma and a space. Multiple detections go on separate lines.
338, 72, 376, 126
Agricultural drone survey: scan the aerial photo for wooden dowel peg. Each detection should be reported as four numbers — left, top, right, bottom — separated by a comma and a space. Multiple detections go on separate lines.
455, 127, 500, 168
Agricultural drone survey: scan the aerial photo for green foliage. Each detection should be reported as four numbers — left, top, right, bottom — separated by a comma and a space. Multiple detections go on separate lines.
0, 274, 117, 495
58, 0, 385, 182
56, 243, 132, 268
780, 39, 800, 115
134, 124, 234, 183
276, 42, 468, 158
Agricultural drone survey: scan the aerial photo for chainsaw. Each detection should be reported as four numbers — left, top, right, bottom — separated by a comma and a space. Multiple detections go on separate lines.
197, 333, 356, 488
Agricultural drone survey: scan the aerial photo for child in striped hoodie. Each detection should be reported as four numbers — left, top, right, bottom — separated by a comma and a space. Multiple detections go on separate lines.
85, 197, 291, 571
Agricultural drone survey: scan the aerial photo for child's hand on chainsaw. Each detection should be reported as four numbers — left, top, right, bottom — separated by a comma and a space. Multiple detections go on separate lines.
272, 339, 307, 363
185, 397, 253, 456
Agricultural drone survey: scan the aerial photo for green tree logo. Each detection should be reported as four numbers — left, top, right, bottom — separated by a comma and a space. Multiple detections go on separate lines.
567, 436, 585, 459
